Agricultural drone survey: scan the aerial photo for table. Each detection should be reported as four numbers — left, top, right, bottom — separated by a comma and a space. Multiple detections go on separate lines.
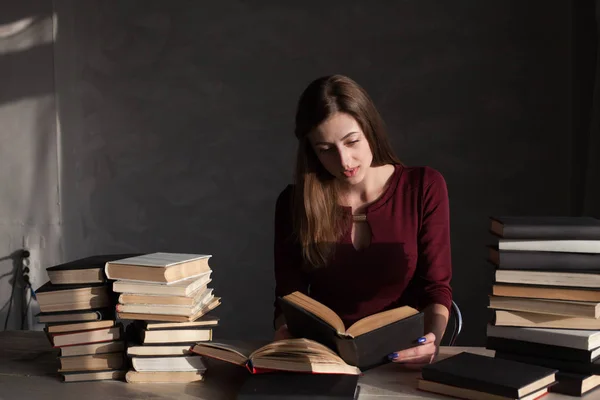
0, 331, 596, 399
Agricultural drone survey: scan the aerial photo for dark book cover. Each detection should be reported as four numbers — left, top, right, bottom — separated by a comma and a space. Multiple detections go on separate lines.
278, 297, 424, 371
333, 314, 424, 370
488, 245, 600, 271
549, 372, 600, 396
486, 336, 599, 363
47, 254, 142, 272
489, 216, 600, 240
422, 351, 557, 398
236, 372, 360, 400
35, 308, 115, 322
495, 351, 600, 375
35, 281, 109, 294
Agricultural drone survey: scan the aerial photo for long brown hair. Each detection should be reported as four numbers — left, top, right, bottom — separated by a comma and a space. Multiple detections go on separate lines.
293, 75, 401, 267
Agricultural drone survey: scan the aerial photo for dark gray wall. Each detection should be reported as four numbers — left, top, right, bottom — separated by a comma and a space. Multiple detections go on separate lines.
50, 0, 572, 344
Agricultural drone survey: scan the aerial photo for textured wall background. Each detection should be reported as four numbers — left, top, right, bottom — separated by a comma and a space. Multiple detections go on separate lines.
0, 0, 60, 331
2, 0, 572, 345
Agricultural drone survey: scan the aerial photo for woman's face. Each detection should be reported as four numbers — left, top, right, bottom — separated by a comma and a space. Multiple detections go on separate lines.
308, 112, 373, 185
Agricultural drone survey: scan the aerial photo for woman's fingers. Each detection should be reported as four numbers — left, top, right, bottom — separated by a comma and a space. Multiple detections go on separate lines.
420, 332, 436, 344
389, 342, 435, 362
393, 353, 436, 369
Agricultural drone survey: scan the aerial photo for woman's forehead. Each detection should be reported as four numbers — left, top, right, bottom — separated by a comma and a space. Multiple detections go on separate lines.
310, 113, 362, 144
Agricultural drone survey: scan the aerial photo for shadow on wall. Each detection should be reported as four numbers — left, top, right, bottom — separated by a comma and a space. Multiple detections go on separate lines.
0, 250, 33, 330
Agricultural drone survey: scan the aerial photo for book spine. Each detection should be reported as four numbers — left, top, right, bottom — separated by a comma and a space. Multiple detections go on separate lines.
485, 337, 594, 363
494, 250, 600, 271
334, 337, 359, 367
548, 380, 584, 396
500, 225, 600, 240
495, 352, 600, 375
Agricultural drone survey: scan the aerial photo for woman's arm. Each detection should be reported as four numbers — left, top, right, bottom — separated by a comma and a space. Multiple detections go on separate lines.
413, 168, 453, 316
390, 168, 453, 367
424, 303, 449, 349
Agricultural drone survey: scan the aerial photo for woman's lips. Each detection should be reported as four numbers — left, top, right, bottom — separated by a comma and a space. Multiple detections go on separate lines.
343, 167, 359, 177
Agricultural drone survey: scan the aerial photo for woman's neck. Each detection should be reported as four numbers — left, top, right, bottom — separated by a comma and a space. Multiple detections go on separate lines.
338, 164, 395, 209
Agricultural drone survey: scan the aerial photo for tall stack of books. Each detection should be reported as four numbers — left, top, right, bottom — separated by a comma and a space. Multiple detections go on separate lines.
104, 252, 221, 384
34, 254, 135, 382
485, 216, 600, 397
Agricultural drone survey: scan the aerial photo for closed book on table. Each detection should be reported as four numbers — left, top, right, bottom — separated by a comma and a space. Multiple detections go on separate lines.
236, 372, 360, 400
36, 308, 114, 324
486, 336, 600, 363
495, 351, 600, 375
47, 254, 142, 284
421, 352, 557, 398
494, 310, 600, 330
35, 282, 111, 312
495, 269, 600, 289
487, 324, 600, 351
112, 271, 211, 296
61, 369, 126, 383
489, 216, 600, 239
105, 253, 211, 284
549, 372, 600, 396
488, 246, 600, 271
492, 284, 600, 302
487, 295, 600, 318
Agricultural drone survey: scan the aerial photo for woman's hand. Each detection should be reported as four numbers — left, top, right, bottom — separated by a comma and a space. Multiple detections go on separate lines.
274, 324, 293, 341
388, 332, 437, 370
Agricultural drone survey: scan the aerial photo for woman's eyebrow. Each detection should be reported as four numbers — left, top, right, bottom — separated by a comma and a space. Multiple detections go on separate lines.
314, 132, 359, 146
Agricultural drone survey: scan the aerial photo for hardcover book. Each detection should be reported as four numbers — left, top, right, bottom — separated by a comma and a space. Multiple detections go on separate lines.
278, 291, 424, 370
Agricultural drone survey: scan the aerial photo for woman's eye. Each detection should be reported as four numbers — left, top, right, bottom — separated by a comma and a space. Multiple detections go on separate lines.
318, 147, 332, 154
347, 140, 359, 146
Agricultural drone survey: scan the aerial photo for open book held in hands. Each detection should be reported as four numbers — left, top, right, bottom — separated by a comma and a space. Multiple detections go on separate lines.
278, 291, 424, 370
190, 338, 360, 375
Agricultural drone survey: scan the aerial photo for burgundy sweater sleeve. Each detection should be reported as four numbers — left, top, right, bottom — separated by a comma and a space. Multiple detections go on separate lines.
413, 168, 453, 312
273, 185, 309, 327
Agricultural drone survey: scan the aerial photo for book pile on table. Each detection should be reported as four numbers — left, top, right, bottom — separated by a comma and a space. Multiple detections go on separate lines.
104, 252, 221, 383
485, 216, 600, 397
35, 254, 135, 382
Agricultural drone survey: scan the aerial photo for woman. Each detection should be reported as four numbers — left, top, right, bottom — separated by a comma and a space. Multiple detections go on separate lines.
273, 74, 452, 369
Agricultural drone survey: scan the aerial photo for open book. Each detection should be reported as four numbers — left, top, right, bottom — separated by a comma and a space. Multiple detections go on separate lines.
279, 291, 424, 370
190, 338, 360, 375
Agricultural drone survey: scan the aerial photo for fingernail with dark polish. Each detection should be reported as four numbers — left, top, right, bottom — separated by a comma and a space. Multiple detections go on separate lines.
418, 337, 427, 343
387, 352, 398, 360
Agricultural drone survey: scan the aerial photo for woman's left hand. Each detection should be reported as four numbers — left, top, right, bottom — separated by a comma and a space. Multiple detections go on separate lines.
388, 332, 437, 370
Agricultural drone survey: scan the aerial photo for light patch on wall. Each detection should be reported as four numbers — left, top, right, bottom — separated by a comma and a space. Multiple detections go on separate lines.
0, 17, 35, 38
0, 14, 54, 51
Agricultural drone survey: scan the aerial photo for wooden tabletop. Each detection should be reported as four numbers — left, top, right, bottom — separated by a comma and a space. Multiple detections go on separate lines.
0, 331, 596, 399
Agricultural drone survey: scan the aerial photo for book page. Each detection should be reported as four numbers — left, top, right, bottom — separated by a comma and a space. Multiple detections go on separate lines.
282, 291, 345, 333
346, 305, 419, 337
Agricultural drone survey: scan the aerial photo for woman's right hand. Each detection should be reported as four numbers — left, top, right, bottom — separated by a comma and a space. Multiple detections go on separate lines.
274, 324, 293, 341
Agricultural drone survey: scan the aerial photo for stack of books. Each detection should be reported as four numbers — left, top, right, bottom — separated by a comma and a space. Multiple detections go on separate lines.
35, 254, 133, 382
104, 252, 221, 383
485, 216, 600, 397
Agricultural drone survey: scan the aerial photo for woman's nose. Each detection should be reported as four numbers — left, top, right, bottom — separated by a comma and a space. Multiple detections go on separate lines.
338, 148, 351, 168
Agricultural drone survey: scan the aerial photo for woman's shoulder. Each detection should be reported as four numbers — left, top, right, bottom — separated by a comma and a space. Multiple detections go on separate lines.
398, 165, 447, 190
276, 184, 295, 204
275, 184, 296, 218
